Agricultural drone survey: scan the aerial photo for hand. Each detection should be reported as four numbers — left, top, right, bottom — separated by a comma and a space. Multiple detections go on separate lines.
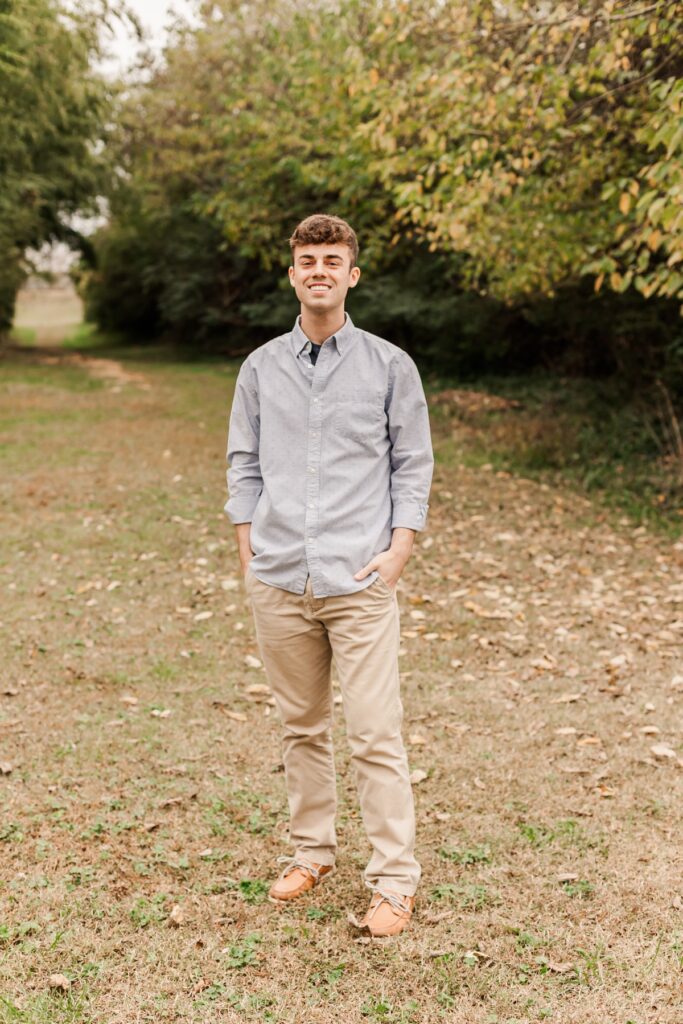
354, 547, 409, 589
235, 524, 254, 579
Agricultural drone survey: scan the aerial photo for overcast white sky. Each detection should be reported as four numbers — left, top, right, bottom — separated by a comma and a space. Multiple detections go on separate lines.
100, 0, 200, 77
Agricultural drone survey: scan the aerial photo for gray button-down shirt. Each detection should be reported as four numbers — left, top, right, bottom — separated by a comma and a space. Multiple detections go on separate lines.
225, 314, 433, 597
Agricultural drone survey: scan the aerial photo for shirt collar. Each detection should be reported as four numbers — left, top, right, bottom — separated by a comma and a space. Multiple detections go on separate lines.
292, 312, 356, 358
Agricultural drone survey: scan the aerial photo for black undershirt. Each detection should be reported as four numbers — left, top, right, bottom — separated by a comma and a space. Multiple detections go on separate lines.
309, 342, 322, 366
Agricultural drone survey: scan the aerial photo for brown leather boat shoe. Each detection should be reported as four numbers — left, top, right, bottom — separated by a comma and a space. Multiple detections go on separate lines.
268, 855, 335, 903
360, 884, 416, 937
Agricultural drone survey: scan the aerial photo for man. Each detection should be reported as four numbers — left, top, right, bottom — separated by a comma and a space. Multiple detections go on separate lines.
225, 213, 433, 937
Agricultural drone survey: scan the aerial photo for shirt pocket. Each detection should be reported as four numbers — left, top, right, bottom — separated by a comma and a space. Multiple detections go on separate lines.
333, 387, 386, 443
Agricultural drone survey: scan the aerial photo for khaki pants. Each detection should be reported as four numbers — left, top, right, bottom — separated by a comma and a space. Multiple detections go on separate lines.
245, 569, 420, 896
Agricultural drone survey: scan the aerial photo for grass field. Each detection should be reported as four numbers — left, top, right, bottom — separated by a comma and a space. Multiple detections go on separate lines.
1, 319, 682, 1023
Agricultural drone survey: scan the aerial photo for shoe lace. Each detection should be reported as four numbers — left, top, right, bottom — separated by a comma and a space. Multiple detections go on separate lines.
364, 880, 411, 916
276, 854, 322, 881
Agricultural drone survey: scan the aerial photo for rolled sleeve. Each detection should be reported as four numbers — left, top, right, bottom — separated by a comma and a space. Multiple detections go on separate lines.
387, 353, 434, 532
225, 358, 263, 524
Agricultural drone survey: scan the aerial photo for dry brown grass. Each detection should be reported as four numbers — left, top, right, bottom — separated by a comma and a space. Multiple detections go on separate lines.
0, 342, 682, 1024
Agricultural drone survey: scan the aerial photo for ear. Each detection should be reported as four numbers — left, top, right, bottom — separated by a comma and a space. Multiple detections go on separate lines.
288, 266, 295, 288
349, 266, 361, 288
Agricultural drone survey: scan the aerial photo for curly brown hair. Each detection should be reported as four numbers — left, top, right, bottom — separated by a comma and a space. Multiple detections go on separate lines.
289, 214, 359, 267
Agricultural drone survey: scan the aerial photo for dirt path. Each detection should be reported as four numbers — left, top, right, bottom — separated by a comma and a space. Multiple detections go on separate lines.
0, 346, 681, 1024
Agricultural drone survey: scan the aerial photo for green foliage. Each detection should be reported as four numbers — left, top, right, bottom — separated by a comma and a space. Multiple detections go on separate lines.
129, 893, 167, 928
237, 878, 269, 905
223, 932, 261, 970
438, 843, 492, 865
561, 879, 595, 899
83, 0, 681, 397
358, 0, 683, 306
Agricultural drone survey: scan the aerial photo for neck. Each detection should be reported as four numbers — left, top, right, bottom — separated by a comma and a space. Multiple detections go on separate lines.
300, 307, 346, 345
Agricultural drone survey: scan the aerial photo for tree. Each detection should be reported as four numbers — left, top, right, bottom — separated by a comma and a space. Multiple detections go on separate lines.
0, 0, 113, 332
353, 0, 683, 305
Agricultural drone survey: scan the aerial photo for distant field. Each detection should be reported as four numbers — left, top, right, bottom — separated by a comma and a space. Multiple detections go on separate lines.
12, 287, 84, 346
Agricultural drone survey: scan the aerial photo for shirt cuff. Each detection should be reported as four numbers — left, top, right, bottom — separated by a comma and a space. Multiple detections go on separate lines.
391, 502, 429, 532
224, 494, 261, 524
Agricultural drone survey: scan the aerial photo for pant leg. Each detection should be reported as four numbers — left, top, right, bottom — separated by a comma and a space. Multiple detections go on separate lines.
322, 577, 420, 896
246, 571, 337, 864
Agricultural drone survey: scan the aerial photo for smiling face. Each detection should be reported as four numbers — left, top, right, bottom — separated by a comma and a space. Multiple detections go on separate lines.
288, 242, 361, 316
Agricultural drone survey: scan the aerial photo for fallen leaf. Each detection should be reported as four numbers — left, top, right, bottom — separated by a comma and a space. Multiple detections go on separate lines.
0, 762, 12, 775
119, 694, 138, 706
409, 734, 427, 746
557, 873, 578, 883
244, 655, 262, 669
169, 904, 185, 927
245, 683, 270, 695
410, 769, 428, 785
640, 725, 659, 735
595, 785, 616, 798
194, 611, 213, 622
551, 693, 582, 704
544, 960, 574, 974
554, 727, 577, 736
221, 710, 247, 722
651, 743, 676, 760
49, 974, 71, 991
463, 600, 511, 620
160, 796, 183, 808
